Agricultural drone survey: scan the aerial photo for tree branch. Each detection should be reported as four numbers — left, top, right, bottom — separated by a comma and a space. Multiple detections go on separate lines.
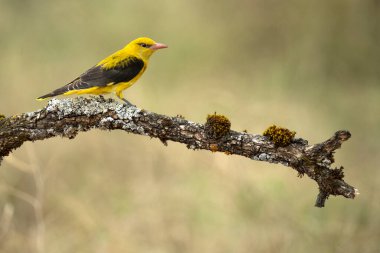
0, 96, 358, 207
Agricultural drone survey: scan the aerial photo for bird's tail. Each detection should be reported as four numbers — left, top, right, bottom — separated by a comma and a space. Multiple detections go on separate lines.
37, 78, 82, 101
37, 93, 54, 101
36, 86, 68, 101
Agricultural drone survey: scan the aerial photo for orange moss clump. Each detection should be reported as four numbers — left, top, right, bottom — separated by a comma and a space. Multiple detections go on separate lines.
263, 125, 296, 147
205, 113, 231, 139
210, 144, 219, 152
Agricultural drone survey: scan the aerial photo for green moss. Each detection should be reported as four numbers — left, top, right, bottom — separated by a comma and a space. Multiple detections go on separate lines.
205, 113, 231, 139
263, 125, 296, 147
0, 114, 5, 121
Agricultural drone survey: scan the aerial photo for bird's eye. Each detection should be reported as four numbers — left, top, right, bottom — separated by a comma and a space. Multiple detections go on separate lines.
140, 43, 148, 48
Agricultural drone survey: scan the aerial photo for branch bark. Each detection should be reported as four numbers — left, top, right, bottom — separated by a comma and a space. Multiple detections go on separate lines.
0, 96, 358, 207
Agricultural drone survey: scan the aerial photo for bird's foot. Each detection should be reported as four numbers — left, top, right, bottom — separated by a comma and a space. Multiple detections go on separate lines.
121, 98, 135, 107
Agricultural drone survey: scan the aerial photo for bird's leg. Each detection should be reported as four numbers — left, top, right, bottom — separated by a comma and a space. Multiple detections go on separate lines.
116, 91, 135, 107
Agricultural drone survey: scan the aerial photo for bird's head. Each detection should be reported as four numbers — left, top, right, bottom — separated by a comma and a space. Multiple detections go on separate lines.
127, 37, 168, 60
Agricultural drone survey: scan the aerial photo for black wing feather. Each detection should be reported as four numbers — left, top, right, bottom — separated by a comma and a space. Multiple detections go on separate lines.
38, 57, 144, 99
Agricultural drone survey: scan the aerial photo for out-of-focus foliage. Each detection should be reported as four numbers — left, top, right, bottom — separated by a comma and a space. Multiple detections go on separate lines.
0, 0, 379, 252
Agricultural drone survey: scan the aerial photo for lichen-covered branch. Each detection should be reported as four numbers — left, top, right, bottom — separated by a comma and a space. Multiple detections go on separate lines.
0, 96, 358, 207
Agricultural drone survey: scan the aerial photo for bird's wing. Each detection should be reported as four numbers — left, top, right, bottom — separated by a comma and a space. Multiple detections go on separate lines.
37, 57, 145, 99
74, 56, 145, 89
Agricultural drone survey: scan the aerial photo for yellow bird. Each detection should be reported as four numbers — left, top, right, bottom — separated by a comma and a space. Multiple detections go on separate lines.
37, 37, 167, 106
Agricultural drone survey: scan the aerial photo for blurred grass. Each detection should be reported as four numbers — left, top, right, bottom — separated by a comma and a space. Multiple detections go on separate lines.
0, 0, 380, 252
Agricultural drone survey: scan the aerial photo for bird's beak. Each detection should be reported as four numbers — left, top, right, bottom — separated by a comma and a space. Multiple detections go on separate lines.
150, 43, 168, 50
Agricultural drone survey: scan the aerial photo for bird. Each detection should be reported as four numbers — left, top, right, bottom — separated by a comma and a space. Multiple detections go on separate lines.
37, 37, 167, 106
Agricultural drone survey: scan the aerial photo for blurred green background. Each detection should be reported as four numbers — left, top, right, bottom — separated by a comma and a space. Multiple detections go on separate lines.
0, 0, 379, 252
